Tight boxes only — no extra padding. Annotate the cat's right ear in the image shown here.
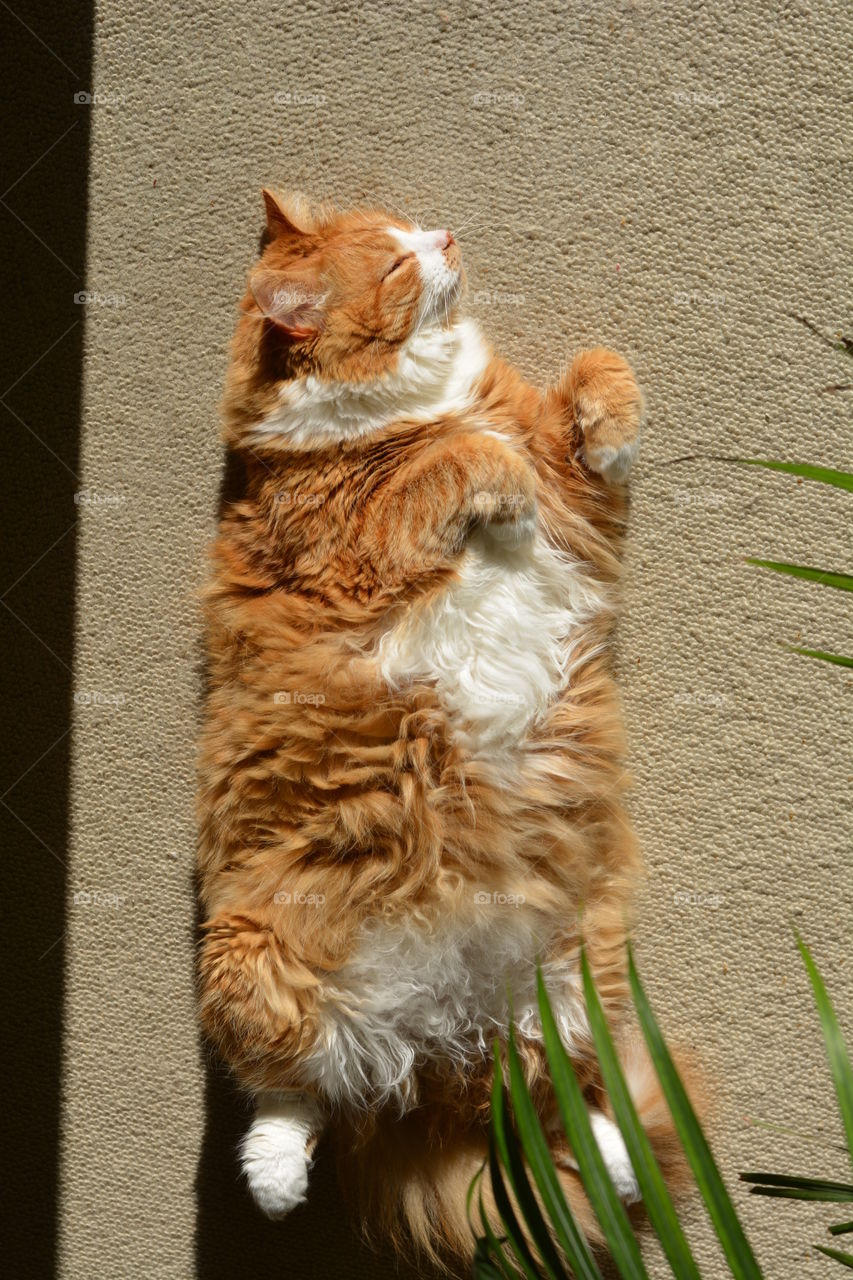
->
[249,269,325,340]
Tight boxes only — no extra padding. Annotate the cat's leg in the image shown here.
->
[241,1090,326,1219]
[357,428,538,581]
[557,348,644,484]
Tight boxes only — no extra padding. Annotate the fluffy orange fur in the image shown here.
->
[197,191,682,1268]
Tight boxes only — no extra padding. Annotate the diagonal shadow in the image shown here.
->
[0,1,94,1275]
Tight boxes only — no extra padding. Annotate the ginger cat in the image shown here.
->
[198,190,678,1266]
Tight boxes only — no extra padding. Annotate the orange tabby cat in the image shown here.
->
[198,190,679,1265]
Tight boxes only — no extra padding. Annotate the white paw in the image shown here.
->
[582,441,638,484]
[590,1111,640,1203]
[485,510,537,547]
[240,1093,322,1219]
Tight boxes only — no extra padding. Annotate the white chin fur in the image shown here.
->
[241,1092,323,1219]
[247,316,489,450]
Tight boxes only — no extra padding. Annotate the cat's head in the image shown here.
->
[244,190,465,384]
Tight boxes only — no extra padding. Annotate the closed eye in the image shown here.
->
[382,253,413,281]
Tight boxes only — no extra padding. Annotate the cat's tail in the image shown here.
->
[339,1035,696,1271]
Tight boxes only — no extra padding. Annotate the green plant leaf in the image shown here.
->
[830,1222,853,1236]
[628,946,763,1279]
[576,954,702,1279]
[488,1128,546,1280]
[785,647,853,669]
[506,1027,604,1280]
[478,1182,525,1280]
[816,1245,853,1268]
[735,460,853,493]
[741,1173,853,1202]
[491,1051,569,1280]
[535,969,648,1278]
[746,561,853,593]
[740,1174,853,1193]
[796,936,853,1176]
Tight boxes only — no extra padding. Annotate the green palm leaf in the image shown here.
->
[628,946,763,1279]
[785,647,853,669]
[735,461,853,493]
[746,561,853,593]
[535,970,648,1278]
[576,954,702,1279]
[816,1245,853,1268]
[796,936,853,1173]
[505,1027,604,1279]
[490,1053,569,1280]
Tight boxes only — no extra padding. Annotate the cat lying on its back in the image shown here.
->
[197,189,680,1264]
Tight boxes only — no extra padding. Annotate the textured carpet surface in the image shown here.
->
[57,2,851,1276]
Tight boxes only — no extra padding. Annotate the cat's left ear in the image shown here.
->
[261,188,307,243]
[249,268,325,339]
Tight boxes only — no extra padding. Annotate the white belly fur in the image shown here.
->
[300,525,609,1109]
[301,907,587,1108]
[377,520,608,752]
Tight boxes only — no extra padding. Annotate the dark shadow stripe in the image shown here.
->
[0,1,93,1273]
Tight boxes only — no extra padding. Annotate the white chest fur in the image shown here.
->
[377,523,606,753]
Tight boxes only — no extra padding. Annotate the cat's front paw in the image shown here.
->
[471,442,538,546]
[476,494,537,547]
[568,348,644,483]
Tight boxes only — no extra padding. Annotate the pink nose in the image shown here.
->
[435,228,454,250]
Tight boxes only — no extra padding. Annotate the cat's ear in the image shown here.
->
[261,188,307,242]
[249,268,325,339]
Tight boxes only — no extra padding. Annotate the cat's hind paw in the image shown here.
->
[241,1093,322,1219]
[554,1110,641,1204]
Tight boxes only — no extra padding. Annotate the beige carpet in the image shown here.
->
[60,1,851,1276]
